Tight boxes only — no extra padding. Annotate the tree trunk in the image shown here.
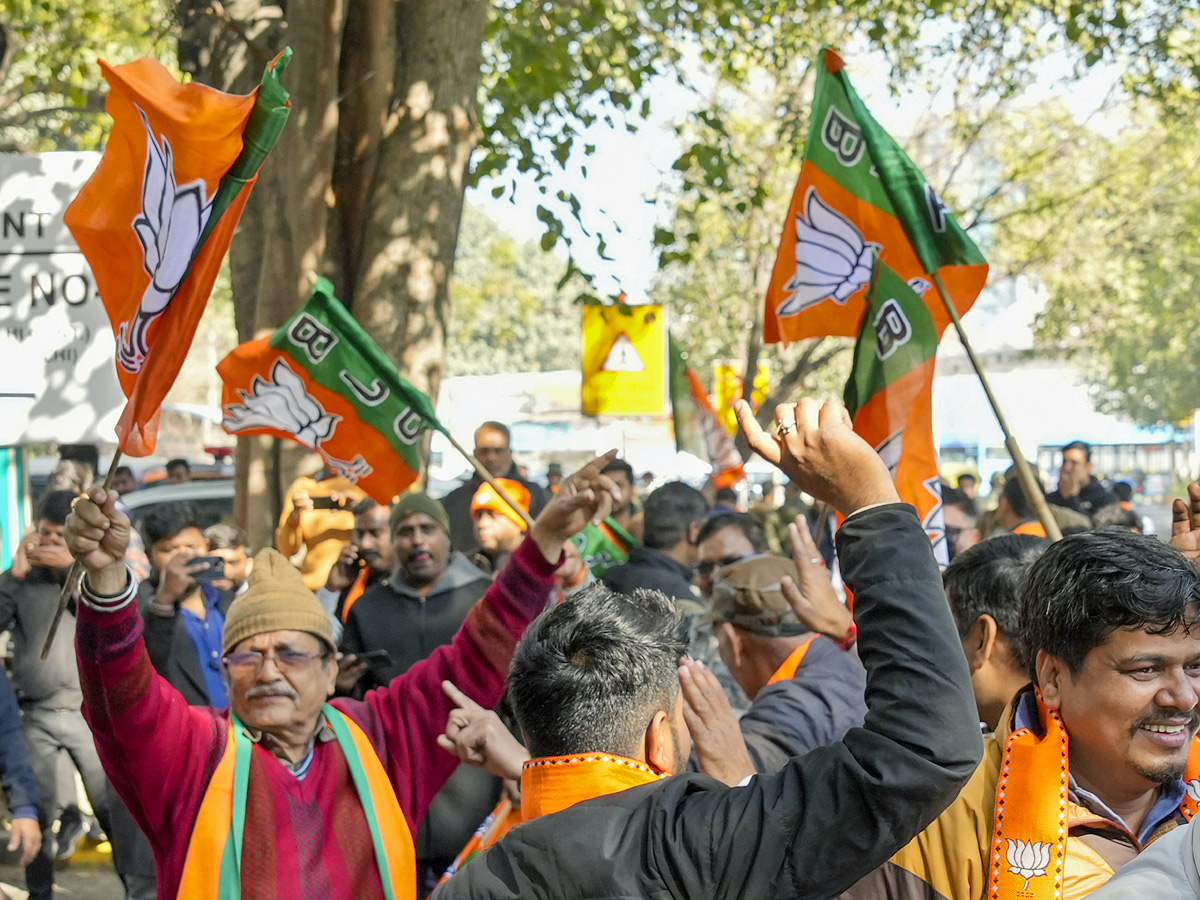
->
[350,0,489,401]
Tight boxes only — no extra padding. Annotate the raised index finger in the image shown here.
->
[441,679,479,711]
[1173,498,1191,537]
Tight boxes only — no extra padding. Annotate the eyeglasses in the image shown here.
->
[223,648,329,674]
[697,554,754,578]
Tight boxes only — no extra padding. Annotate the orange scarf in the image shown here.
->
[439,753,666,884]
[989,690,1200,900]
[766,637,817,686]
[339,567,372,622]
[177,708,415,899]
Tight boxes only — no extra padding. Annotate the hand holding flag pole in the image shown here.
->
[41,452,123,660]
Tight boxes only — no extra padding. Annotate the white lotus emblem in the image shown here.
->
[224,359,339,449]
[119,108,214,373]
[1005,839,1051,890]
[777,186,879,317]
[1186,778,1200,803]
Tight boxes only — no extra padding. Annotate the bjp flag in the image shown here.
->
[218,278,447,505]
[763,48,987,344]
[64,51,292,456]
[844,259,947,566]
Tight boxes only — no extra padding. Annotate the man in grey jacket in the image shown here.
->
[340,491,495,896]
[0,491,149,900]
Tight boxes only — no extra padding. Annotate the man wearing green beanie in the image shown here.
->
[63,453,621,900]
[342,491,495,889]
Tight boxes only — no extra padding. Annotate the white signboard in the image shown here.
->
[0,152,124,445]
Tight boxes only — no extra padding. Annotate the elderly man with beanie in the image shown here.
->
[339,491,495,892]
[63,454,620,900]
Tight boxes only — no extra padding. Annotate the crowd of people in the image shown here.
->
[1,407,1200,899]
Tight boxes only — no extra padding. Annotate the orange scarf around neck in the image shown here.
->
[989,690,1200,900]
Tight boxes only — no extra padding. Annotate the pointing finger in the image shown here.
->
[736,400,780,465]
[441,679,479,711]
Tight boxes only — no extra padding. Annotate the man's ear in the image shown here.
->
[1035,649,1065,709]
[716,622,743,670]
[963,614,1001,674]
[687,520,702,546]
[644,709,677,774]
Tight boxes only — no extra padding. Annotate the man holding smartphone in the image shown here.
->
[136,503,234,710]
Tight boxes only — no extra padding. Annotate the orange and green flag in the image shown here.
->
[64,51,292,456]
[217,278,446,505]
[844,259,947,566]
[764,47,987,344]
[668,335,745,489]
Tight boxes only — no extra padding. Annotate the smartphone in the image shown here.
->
[354,649,395,669]
[190,555,227,583]
[310,495,343,510]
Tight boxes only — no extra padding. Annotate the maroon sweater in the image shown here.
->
[77,536,557,900]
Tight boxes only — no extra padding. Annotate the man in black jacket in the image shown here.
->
[433,398,982,900]
[1047,439,1117,518]
[440,422,547,553]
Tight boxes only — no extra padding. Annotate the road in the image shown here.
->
[0,830,124,900]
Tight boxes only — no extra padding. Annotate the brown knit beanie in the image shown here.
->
[389,492,450,536]
[221,548,336,655]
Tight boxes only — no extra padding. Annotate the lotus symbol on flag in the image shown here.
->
[224,359,340,450]
[777,187,879,318]
[118,108,214,373]
[1005,839,1051,890]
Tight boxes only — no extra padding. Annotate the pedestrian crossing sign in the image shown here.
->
[582,303,666,415]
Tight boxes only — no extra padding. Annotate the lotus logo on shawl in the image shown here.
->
[118,108,214,374]
[777,187,879,317]
[1005,839,1051,890]
[1186,779,1200,803]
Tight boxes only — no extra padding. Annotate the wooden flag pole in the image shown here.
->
[931,272,1062,541]
[41,450,124,659]
[443,433,536,529]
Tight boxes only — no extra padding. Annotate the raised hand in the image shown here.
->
[680,658,756,786]
[528,451,622,563]
[780,516,854,642]
[735,398,897,516]
[64,487,132,595]
[436,680,529,780]
[1170,482,1200,564]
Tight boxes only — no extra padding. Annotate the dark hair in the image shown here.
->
[475,421,511,445]
[957,473,977,488]
[1062,440,1092,462]
[350,497,378,516]
[714,487,738,505]
[38,490,77,526]
[602,458,634,483]
[204,523,247,551]
[1092,505,1141,531]
[696,512,767,554]
[944,534,1049,661]
[58,444,100,473]
[942,486,978,524]
[508,584,685,758]
[115,465,134,478]
[1001,465,1044,520]
[1113,482,1134,503]
[142,502,202,547]
[642,481,709,550]
[1020,529,1200,681]
[166,458,191,475]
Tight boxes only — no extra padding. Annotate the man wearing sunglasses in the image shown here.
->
[62,454,621,900]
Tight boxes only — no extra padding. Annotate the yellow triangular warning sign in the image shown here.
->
[600,333,644,372]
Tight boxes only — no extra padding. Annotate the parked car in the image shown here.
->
[120,479,236,537]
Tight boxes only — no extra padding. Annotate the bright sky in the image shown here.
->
[469,39,1124,303]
